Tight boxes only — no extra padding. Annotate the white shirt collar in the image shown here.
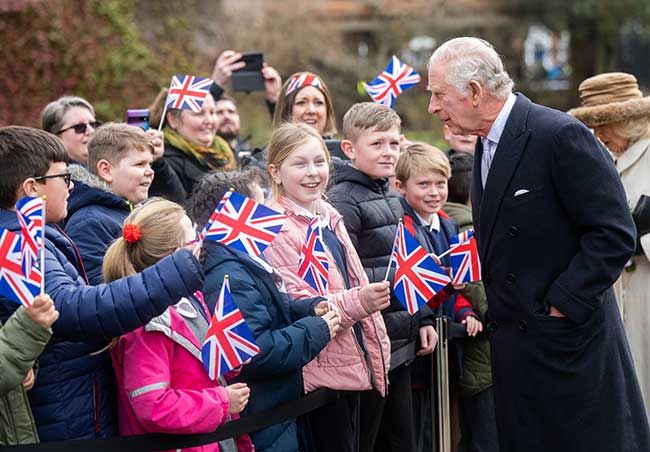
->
[414,211,441,232]
[485,92,517,147]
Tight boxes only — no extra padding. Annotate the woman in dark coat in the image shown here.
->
[148,86,237,203]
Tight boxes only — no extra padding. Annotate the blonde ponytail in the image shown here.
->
[102,198,187,283]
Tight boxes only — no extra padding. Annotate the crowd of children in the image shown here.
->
[0,96,494,452]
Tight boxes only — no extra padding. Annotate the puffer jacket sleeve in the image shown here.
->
[264,229,371,330]
[0,307,51,396]
[48,248,204,342]
[150,155,188,204]
[118,328,230,434]
[204,258,330,380]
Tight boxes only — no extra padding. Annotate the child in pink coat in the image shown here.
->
[103,198,253,452]
[263,123,392,452]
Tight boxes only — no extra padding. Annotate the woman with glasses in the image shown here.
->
[41,96,100,166]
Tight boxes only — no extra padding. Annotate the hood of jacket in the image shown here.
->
[67,164,131,220]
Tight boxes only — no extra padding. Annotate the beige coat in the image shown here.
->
[614,135,650,415]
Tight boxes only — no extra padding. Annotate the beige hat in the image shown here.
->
[568,72,650,127]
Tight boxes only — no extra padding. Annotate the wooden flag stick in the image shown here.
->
[40,195,47,296]
[383,219,402,281]
[157,103,169,131]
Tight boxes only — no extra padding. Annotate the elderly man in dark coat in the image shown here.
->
[427,36,650,452]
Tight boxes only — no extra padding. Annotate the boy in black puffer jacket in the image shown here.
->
[328,103,437,452]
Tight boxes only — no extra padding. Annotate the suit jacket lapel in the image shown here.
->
[477,94,532,261]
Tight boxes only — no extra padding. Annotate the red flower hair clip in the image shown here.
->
[123,224,142,244]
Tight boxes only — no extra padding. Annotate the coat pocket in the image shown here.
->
[504,187,544,208]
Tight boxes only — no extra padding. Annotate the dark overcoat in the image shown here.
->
[471,94,650,452]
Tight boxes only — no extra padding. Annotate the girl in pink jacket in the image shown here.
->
[103,198,253,452]
[263,123,392,452]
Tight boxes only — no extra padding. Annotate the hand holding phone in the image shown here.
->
[211,50,246,87]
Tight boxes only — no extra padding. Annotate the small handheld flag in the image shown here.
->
[0,228,42,307]
[363,56,421,108]
[297,216,329,296]
[202,190,286,257]
[15,196,45,283]
[392,222,451,315]
[201,275,260,379]
[158,74,213,130]
[449,231,482,285]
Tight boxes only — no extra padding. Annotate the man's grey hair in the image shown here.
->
[41,96,95,134]
[428,37,514,99]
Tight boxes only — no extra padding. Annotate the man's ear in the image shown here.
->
[340,140,355,160]
[96,159,113,184]
[469,81,483,107]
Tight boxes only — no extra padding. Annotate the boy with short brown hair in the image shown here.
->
[329,102,436,452]
[65,123,155,284]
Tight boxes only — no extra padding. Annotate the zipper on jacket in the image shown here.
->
[92,375,101,433]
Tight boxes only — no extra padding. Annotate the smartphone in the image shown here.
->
[235,52,263,73]
[232,52,265,92]
[126,109,150,131]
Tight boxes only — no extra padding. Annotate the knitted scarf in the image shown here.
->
[164,127,237,171]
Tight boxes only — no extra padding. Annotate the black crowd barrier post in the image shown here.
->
[1,341,421,452]
[434,316,451,452]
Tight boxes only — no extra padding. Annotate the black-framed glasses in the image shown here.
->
[57,121,101,135]
[34,172,72,187]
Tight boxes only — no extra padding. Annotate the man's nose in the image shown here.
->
[428,95,440,115]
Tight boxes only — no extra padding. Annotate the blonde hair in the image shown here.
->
[87,123,153,175]
[342,102,401,142]
[614,117,650,143]
[102,198,187,283]
[395,142,451,183]
[267,122,330,200]
[272,72,337,136]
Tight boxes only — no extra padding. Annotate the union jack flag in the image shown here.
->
[297,216,329,296]
[15,196,44,275]
[391,222,450,315]
[202,191,286,257]
[0,229,42,307]
[449,230,482,285]
[285,72,322,97]
[201,276,260,379]
[364,56,421,108]
[166,75,213,112]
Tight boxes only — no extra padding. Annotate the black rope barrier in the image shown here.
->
[1,318,468,451]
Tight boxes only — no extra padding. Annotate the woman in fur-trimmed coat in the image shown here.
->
[570,71,650,417]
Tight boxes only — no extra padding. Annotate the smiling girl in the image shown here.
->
[263,123,391,452]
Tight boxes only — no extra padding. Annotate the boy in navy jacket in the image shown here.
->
[0,126,203,442]
[394,143,482,451]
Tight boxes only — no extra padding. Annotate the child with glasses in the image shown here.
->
[64,123,155,284]
[0,126,204,442]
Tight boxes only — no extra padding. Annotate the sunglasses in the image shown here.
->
[57,121,102,135]
[34,172,72,188]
